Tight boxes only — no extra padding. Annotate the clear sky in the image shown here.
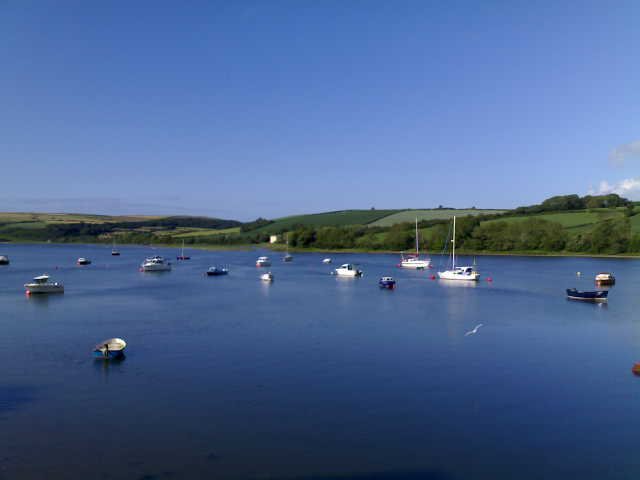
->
[2,1,639,220]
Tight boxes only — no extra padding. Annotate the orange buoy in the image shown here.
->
[632,363,640,376]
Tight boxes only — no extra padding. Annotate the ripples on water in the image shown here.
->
[1,244,640,479]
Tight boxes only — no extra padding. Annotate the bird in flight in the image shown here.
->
[465,324,483,336]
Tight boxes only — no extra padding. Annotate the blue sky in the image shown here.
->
[1,1,639,220]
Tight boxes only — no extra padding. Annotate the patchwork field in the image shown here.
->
[254,210,400,233]
[369,209,505,227]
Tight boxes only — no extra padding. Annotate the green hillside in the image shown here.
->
[369,209,505,227]
[253,209,400,233]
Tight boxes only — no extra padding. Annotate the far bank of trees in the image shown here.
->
[2,193,639,255]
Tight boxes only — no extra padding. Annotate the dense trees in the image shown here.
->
[513,193,629,215]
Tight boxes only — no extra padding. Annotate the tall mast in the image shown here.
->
[452,216,456,269]
[415,217,419,256]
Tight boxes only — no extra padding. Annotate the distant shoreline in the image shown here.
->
[2,240,639,259]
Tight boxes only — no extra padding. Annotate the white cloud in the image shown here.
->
[592,177,640,198]
[609,140,640,166]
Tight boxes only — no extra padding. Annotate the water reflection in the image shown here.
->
[437,279,479,288]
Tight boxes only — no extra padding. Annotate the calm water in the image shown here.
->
[2,244,640,479]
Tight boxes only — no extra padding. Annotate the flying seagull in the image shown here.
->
[465,324,483,336]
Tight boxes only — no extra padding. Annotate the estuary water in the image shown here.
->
[2,244,640,479]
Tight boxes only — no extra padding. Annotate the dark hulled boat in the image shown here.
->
[566,288,608,302]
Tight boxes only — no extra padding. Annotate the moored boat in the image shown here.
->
[111,238,120,256]
[77,257,91,265]
[0,255,9,265]
[322,258,332,264]
[256,256,271,267]
[333,263,363,277]
[176,240,191,260]
[24,274,64,294]
[437,216,480,281]
[140,256,171,272]
[566,288,608,302]
[93,338,127,359]
[283,235,293,262]
[206,266,229,276]
[260,271,274,282]
[379,276,396,289]
[399,218,431,269]
[595,272,615,285]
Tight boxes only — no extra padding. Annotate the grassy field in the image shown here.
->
[369,209,505,227]
[254,209,400,233]
[482,209,625,230]
[170,227,241,238]
[0,212,161,224]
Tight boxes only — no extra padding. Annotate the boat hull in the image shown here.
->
[335,270,363,277]
[207,269,228,276]
[141,264,171,272]
[400,258,431,269]
[566,289,608,302]
[437,271,480,281]
[379,280,396,289]
[93,349,125,359]
[25,284,64,294]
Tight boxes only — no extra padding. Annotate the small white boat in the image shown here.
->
[140,256,172,272]
[283,235,293,262]
[322,258,332,264]
[437,216,480,281]
[399,218,431,269]
[595,272,615,285]
[260,271,274,282]
[93,338,126,359]
[256,256,271,267]
[111,238,120,256]
[0,255,9,265]
[24,274,64,294]
[77,257,91,265]
[333,263,363,277]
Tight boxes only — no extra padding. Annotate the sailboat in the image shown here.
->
[437,216,480,281]
[176,240,191,260]
[400,218,431,269]
[111,237,120,256]
[283,234,293,262]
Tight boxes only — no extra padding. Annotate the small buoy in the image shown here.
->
[632,363,640,376]
[430,274,436,280]
[577,272,581,276]
[486,277,493,282]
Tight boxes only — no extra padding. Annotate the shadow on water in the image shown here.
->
[0,385,37,417]
[92,356,127,379]
[260,469,457,480]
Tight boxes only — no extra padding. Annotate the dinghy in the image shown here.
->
[93,338,127,359]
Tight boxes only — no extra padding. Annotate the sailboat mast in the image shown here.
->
[452,216,456,269]
[415,218,419,256]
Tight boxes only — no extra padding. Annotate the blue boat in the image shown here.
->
[206,266,229,276]
[566,288,608,302]
[93,338,127,359]
[379,276,396,289]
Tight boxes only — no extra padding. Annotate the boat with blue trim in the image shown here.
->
[206,266,229,276]
[566,288,608,302]
[379,276,396,289]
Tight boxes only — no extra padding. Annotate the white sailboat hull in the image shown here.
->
[25,283,64,294]
[437,270,480,281]
[400,258,431,269]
